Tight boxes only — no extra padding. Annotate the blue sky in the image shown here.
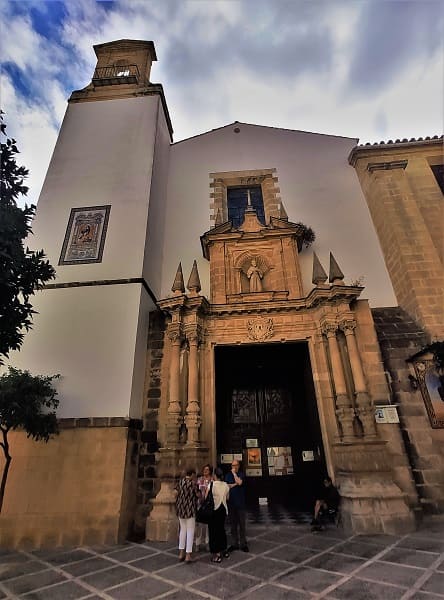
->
[1,0,443,205]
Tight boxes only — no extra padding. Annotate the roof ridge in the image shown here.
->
[172,121,358,145]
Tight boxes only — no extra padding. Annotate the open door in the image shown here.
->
[216,342,327,510]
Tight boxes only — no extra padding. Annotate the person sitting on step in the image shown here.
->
[311,476,340,531]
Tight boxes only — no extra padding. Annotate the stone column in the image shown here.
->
[340,319,377,438]
[166,325,183,445]
[322,322,355,442]
[184,329,202,446]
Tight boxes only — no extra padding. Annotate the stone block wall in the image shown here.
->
[353,301,419,508]
[372,307,444,514]
[350,139,444,339]
[0,420,133,549]
[133,310,166,537]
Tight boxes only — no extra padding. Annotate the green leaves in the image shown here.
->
[0,367,59,442]
[0,368,60,511]
[0,112,56,363]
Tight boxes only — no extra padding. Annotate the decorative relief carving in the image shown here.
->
[167,326,182,344]
[185,330,200,346]
[240,176,266,185]
[339,319,357,335]
[321,321,338,337]
[247,316,274,341]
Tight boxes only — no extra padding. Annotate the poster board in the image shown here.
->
[267,446,293,476]
[220,454,233,464]
[375,406,400,424]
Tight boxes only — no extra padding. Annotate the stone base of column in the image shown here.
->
[145,479,178,542]
[145,446,183,543]
[181,445,210,471]
[333,441,415,535]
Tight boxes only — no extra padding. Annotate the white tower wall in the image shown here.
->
[8,93,169,419]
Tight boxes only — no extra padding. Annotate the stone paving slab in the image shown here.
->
[0,515,443,599]
[21,580,92,600]
[105,575,176,599]
[328,577,407,600]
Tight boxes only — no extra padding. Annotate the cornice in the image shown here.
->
[158,294,210,315]
[69,83,173,140]
[204,284,363,317]
[93,39,157,60]
[348,136,443,166]
[200,218,305,260]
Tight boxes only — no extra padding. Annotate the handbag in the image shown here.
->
[196,481,214,524]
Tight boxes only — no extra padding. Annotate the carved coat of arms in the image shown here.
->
[247,316,274,341]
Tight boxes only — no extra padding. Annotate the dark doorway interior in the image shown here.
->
[215,342,327,510]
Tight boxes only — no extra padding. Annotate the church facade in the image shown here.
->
[1,39,443,549]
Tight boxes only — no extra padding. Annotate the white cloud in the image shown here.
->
[1,74,59,207]
[2,0,442,209]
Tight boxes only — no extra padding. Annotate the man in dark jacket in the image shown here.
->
[225,460,249,552]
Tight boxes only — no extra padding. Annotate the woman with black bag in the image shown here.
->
[207,467,230,563]
[175,468,199,563]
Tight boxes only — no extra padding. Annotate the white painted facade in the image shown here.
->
[7,43,398,421]
[162,123,397,305]
[30,96,162,285]
[8,94,168,418]
[9,284,151,418]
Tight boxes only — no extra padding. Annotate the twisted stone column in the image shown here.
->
[166,326,183,445]
[340,319,377,438]
[184,329,202,445]
[322,322,355,442]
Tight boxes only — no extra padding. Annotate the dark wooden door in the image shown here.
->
[216,343,327,509]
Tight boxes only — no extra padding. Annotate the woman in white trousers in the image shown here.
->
[175,468,199,562]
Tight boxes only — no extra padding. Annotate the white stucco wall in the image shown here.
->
[161,123,397,307]
[7,284,155,418]
[143,98,171,297]
[6,94,168,418]
[30,96,160,283]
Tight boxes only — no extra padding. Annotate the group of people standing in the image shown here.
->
[175,460,248,563]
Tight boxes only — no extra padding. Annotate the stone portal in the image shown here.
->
[146,198,415,539]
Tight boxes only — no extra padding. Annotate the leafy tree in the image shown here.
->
[0,114,59,512]
[0,368,59,512]
[0,111,55,363]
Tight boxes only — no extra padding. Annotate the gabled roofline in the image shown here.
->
[173,121,359,146]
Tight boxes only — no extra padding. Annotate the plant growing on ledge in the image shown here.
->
[0,368,59,512]
[296,222,316,250]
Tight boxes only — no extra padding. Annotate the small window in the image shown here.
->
[431,164,444,195]
[227,186,265,229]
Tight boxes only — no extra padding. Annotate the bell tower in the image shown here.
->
[5,40,173,548]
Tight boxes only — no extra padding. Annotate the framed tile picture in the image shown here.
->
[59,205,111,265]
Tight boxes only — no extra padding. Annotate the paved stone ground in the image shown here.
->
[1,510,443,600]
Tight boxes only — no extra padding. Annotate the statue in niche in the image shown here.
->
[247,258,263,292]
